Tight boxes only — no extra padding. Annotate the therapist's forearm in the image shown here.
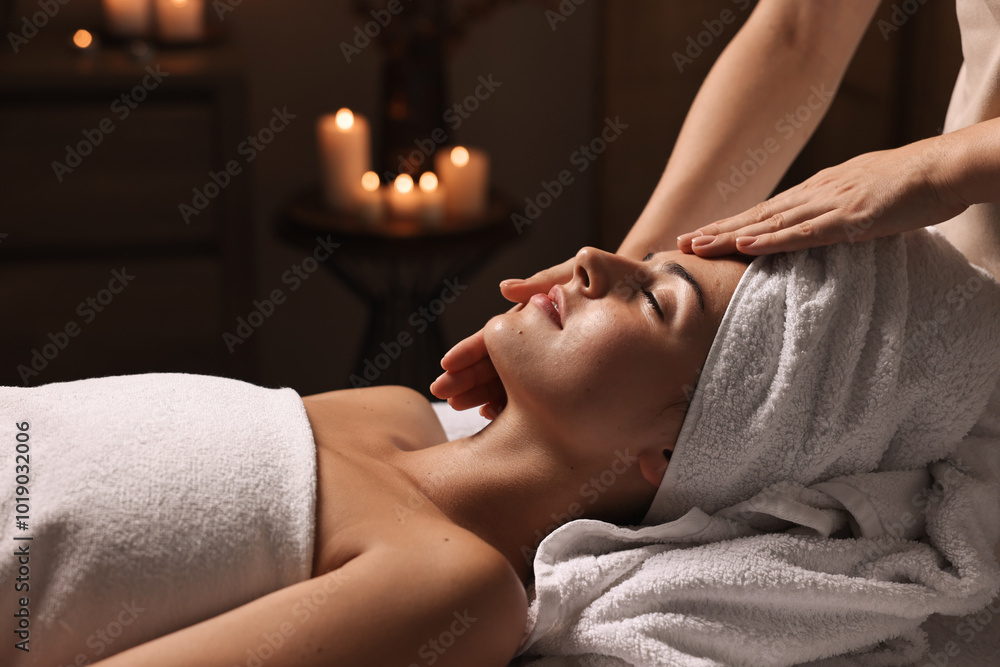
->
[618,0,880,259]
[937,116,1000,207]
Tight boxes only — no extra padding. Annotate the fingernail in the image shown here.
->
[691,235,716,247]
[501,279,525,287]
[736,236,757,248]
[678,232,702,243]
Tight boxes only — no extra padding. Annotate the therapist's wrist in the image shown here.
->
[930,118,1000,208]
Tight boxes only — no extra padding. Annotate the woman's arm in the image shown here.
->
[93,537,527,667]
[617,0,882,259]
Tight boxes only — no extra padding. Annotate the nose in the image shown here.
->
[572,246,630,299]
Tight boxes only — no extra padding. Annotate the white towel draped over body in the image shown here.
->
[513,229,1000,666]
[0,373,317,667]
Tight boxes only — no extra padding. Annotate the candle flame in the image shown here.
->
[418,172,438,193]
[361,171,380,192]
[394,174,414,194]
[72,29,93,49]
[451,146,470,167]
[335,108,355,131]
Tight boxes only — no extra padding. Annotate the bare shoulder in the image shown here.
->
[302,385,447,448]
[93,519,528,667]
[371,523,529,666]
[349,527,530,666]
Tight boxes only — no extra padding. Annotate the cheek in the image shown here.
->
[558,315,658,400]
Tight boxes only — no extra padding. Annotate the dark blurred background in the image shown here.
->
[0,0,962,396]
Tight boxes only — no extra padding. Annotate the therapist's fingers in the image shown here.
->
[446,380,506,412]
[732,210,855,254]
[500,257,576,303]
[480,395,507,420]
[439,328,488,373]
[430,357,499,399]
[685,203,826,257]
[677,191,803,252]
[438,303,522,377]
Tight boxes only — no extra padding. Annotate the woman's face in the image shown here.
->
[485,247,750,461]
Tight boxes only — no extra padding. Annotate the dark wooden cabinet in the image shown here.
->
[0,33,256,386]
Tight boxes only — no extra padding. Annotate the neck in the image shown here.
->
[390,406,651,584]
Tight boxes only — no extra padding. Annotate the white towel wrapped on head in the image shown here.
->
[514,229,1000,666]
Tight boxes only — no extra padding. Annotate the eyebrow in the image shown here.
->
[643,254,705,313]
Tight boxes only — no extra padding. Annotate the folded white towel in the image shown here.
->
[514,439,1000,665]
[0,373,317,666]
[514,230,1000,666]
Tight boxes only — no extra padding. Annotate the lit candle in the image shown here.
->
[102,0,153,38]
[154,0,205,43]
[434,146,489,222]
[357,171,385,224]
[71,29,99,53]
[388,174,421,218]
[317,108,372,212]
[418,172,445,228]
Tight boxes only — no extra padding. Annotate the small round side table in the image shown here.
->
[275,186,517,396]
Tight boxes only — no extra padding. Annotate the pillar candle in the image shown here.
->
[102,0,153,38]
[434,146,489,222]
[388,174,421,218]
[357,171,385,224]
[418,172,445,228]
[155,0,205,43]
[317,109,372,212]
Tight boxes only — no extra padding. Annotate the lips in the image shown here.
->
[529,286,563,329]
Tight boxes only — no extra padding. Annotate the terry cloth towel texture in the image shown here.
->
[0,373,317,666]
[513,228,1000,666]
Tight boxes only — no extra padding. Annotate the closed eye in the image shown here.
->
[642,252,706,316]
[641,287,664,319]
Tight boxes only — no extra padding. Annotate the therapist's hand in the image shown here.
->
[430,257,576,419]
[677,141,969,257]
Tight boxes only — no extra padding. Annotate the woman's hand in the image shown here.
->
[676,139,970,257]
[430,257,576,419]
